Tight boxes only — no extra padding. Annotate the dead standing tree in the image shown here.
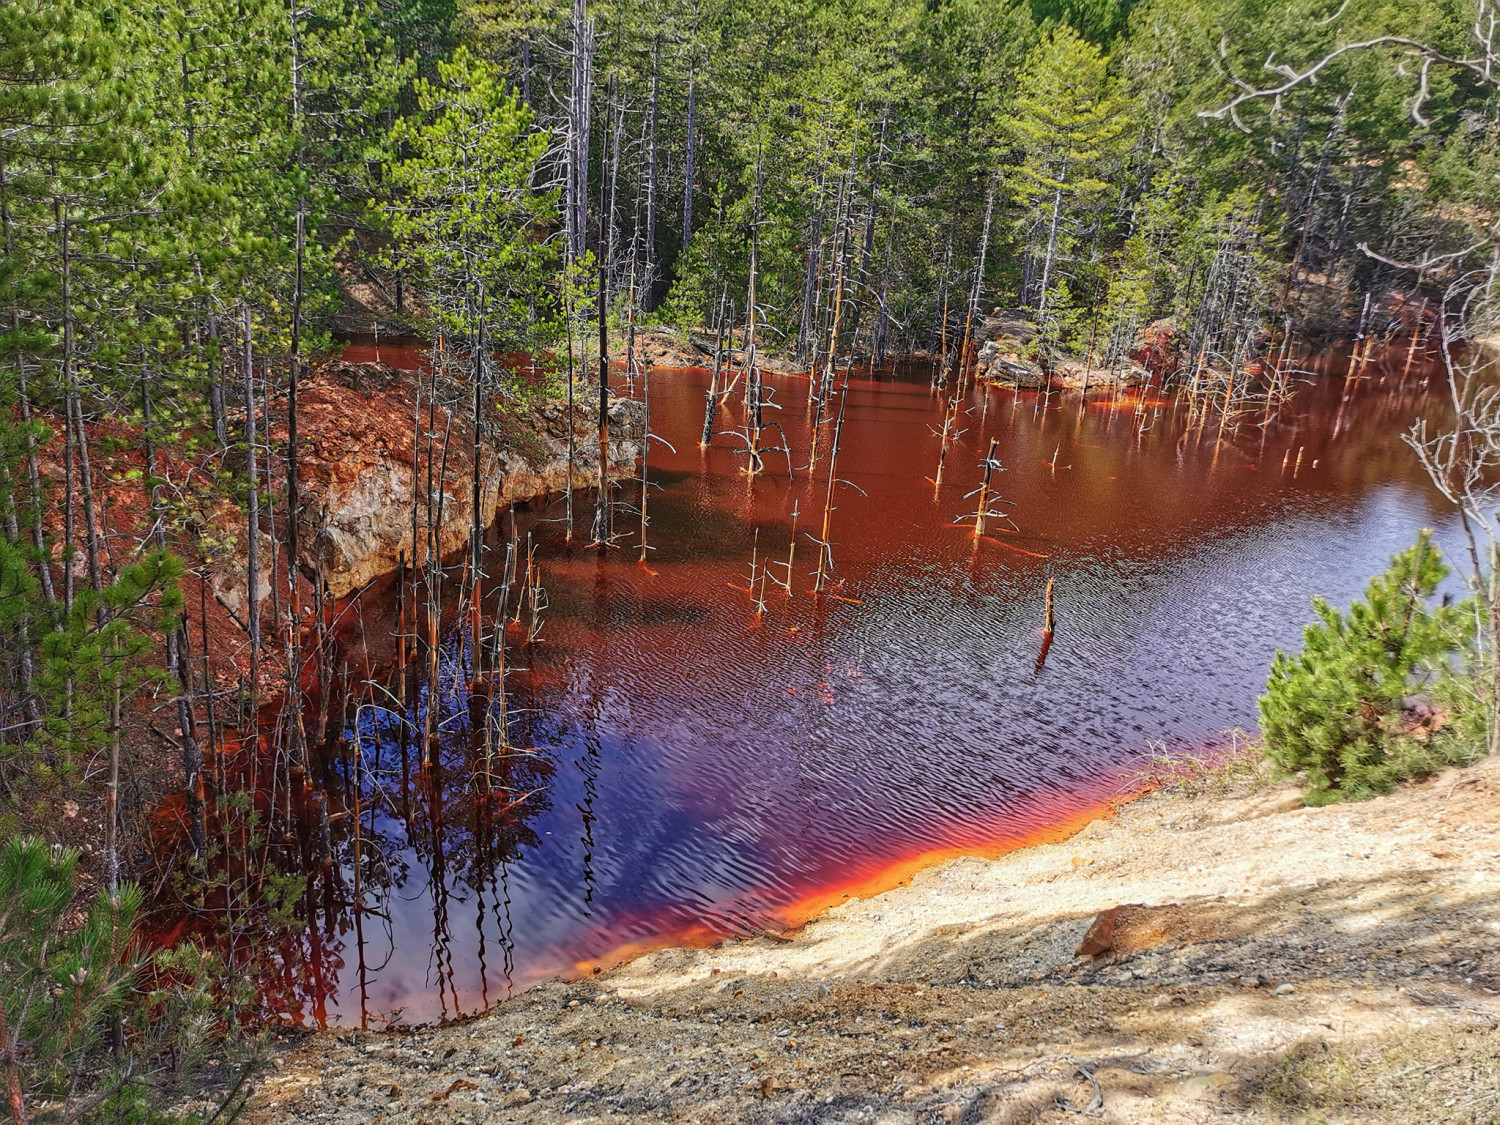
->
[1201,13,1500,745]
[930,393,967,492]
[944,177,997,394]
[810,385,861,595]
[957,438,1019,542]
[1406,268,1500,756]
[636,358,676,565]
[700,287,729,447]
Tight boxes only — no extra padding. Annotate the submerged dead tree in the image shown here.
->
[593,143,611,548]
[953,178,997,393]
[811,386,854,594]
[959,438,1017,540]
[701,288,728,447]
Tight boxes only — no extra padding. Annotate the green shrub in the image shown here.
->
[1259,530,1477,804]
[0,836,259,1124]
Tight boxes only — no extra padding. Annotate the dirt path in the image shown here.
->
[246,755,1500,1124]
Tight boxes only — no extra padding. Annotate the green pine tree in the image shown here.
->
[384,46,559,367]
[1007,26,1129,345]
[1259,531,1474,804]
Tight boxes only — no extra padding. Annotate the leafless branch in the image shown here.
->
[1200,37,1499,131]
[1356,240,1491,274]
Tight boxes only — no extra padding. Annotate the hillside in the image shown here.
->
[244,754,1500,1124]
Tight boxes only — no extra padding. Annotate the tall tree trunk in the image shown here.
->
[16,365,54,605]
[643,35,660,310]
[958,178,997,388]
[593,111,610,548]
[69,392,103,595]
[56,198,77,613]
[604,76,623,303]
[288,0,306,674]
[208,314,227,447]
[567,0,594,265]
[520,35,533,108]
[176,618,207,857]
[800,174,827,364]
[243,307,260,707]
[107,645,121,896]
[682,53,696,252]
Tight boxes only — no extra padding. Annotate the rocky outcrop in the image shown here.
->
[595,329,808,375]
[975,337,1047,386]
[1051,357,1149,390]
[1131,317,1179,377]
[970,309,1151,389]
[973,310,1046,386]
[207,360,644,607]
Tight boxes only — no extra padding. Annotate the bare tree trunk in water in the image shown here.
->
[594,128,610,549]
[286,0,307,746]
[565,287,576,542]
[958,178,997,389]
[701,287,727,447]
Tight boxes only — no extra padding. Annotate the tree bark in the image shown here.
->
[243,307,260,703]
[682,53,696,252]
[643,36,660,310]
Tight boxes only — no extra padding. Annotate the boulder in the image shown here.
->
[1131,317,1179,376]
[1053,358,1150,389]
[977,308,1038,346]
[978,349,1047,388]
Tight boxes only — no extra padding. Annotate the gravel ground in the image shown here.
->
[241,754,1500,1124]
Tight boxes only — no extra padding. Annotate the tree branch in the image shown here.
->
[1200,38,1500,131]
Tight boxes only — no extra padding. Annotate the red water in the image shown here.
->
[232,347,1457,1027]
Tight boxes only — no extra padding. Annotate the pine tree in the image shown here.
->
[0,834,257,1124]
[1260,531,1473,803]
[385,47,558,360]
[1006,26,1128,341]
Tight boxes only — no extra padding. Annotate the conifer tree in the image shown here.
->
[385,47,558,362]
[1007,26,1128,341]
[1260,531,1472,803]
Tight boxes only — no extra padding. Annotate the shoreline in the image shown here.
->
[564,789,1140,985]
[242,751,1500,1124]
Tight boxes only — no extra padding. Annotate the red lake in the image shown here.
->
[246,347,1457,1027]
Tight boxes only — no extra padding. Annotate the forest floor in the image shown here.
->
[241,753,1500,1124]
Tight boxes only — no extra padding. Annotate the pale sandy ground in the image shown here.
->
[242,754,1500,1124]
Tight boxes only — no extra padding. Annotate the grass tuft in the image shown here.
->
[1242,1022,1500,1124]
[1129,730,1271,800]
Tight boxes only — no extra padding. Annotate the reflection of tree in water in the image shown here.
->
[336,624,555,1025]
[160,620,555,1030]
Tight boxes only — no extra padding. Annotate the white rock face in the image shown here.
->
[206,361,644,611]
[309,395,645,599]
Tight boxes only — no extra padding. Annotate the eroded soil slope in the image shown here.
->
[245,755,1500,1124]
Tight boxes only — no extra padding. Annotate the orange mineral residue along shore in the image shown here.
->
[568,786,1150,981]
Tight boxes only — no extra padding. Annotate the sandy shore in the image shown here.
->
[242,753,1500,1123]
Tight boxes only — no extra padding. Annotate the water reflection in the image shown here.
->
[224,348,1460,1025]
